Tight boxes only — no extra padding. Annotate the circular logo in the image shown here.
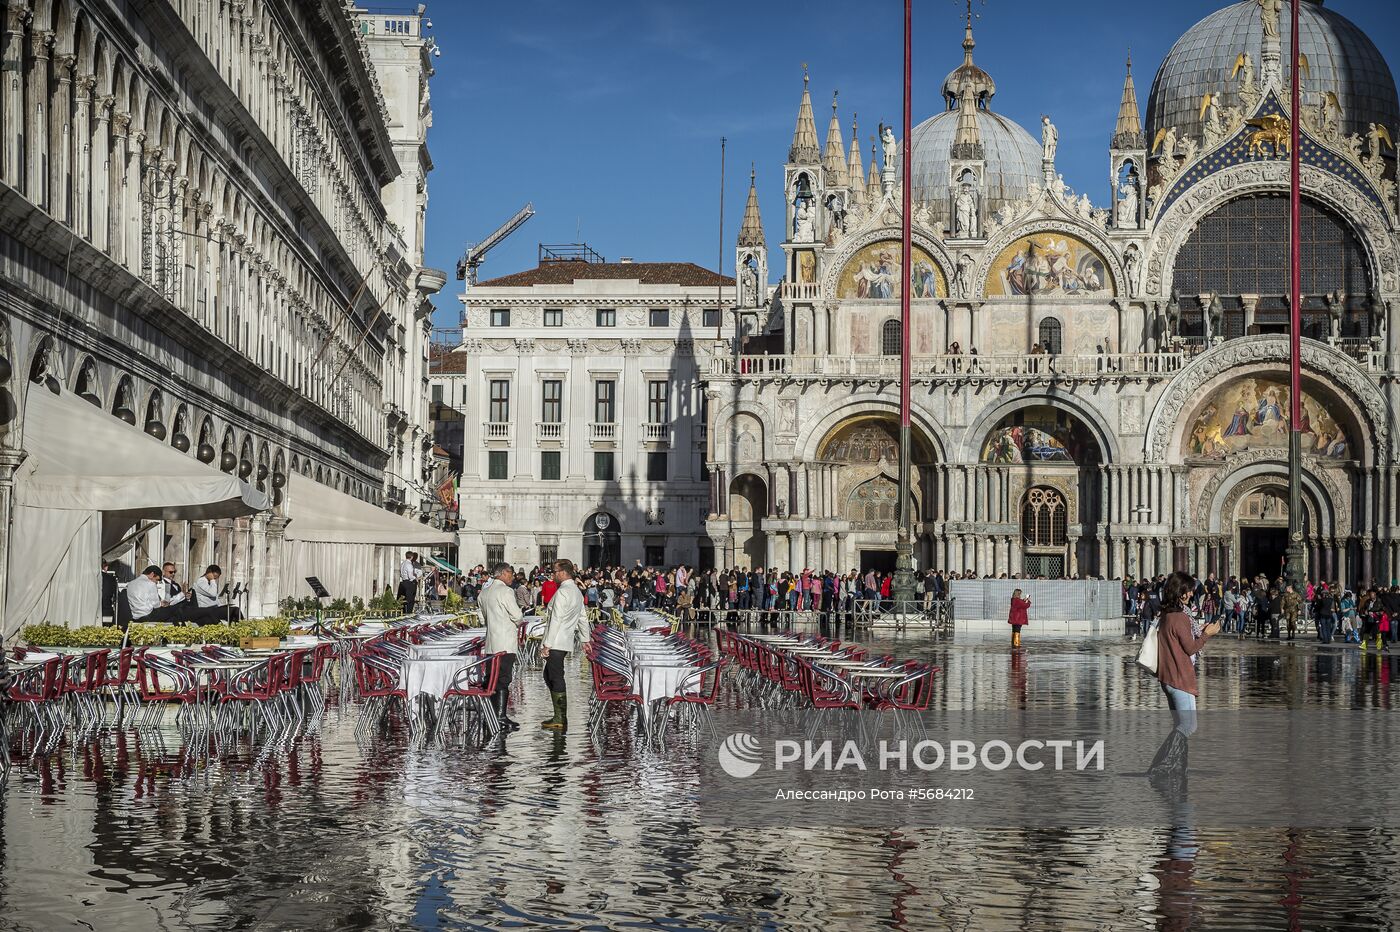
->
[717,732,763,779]
[595,513,611,530]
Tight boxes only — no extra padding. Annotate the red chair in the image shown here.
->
[660,658,727,740]
[135,653,200,729]
[585,654,643,740]
[64,649,111,732]
[352,648,407,735]
[8,656,68,743]
[442,652,505,739]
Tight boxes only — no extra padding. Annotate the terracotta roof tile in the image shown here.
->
[477,260,732,288]
[428,345,468,373]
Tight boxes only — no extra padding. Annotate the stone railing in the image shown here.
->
[482,421,512,442]
[642,423,671,444]
[709,352,1187,379]
[535,421,563,443]
[589,422,617,443]
[780,282,822,302]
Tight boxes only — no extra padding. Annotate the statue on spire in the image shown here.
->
[1257,0,1281,41]
[1041,115,1058,163]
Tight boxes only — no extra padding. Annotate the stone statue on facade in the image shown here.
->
[952,252,974,299]
[1201,93,1225,147]
[954,182,978,237]
[879,124,898,171]
[1117,179,1139,227]
[1326,289,1346,343]
[793,199,815,242]
[1165,291,1182,340]
[1257,0,1281,41]
[741,260,760,307]
[1203,291,1223,343]
[1041,115,1058,163]
[1370,294,1389,344]
[1123,243,1142,296]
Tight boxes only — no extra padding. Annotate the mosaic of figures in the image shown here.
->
[985,234,1111,298]
[981,407,1088,465]
[1186,378,1350,460]
[836,241,947,300]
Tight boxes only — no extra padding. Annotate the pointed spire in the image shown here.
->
[788,66,821,164]
[738,165,765,248]
[847,114,865,206]
[1113,51,1146,150]
[866,137,882,202]
[823,91,848,187]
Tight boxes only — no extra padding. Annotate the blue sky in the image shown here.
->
[420,0,1400,328]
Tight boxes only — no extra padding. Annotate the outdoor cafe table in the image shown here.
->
[624,633,700,727]
[407,631,485,660]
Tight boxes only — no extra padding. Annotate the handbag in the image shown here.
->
[1137,623,1160,675]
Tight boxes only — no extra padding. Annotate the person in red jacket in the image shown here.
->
[1008,589,1031,648]
[540,575,558,606]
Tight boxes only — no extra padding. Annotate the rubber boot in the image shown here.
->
[541,691,568,731]
[496,692,520,732]
[1011,629,1021,649]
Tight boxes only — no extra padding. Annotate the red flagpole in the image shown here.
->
[1286,0,1304,587]
[893,0,916,604]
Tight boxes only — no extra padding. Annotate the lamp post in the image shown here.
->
[892,0,917,610]
[1284,0,1306,590]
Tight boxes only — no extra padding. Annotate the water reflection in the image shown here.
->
[3,634,1398,928]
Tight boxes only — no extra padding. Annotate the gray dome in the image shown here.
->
[905,108,1042,229]
[1147,1,1399,146]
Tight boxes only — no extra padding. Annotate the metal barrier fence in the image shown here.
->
[947,579,1123,622]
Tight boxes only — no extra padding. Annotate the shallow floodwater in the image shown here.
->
[3,629,1399,930]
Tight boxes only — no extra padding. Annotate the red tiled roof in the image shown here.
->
[428,345,468,373]
[477,260,732,288]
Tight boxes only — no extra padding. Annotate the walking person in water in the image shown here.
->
[539,560,588,732]
[1147,571,1222,787]
[1008,588,1031,648]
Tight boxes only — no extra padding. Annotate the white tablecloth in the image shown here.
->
[625,632,698,722]
[407,631,485,659]
[402,656,476,701]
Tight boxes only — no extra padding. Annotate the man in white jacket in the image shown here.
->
[540,559,588,731]
[479,562,523,731]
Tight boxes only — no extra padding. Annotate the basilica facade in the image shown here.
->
[705,0,1400,586]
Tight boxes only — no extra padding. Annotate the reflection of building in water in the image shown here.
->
[703,0,1400,586]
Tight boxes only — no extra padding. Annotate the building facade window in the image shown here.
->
[541,379,562,422]
[594,450,615,481]
[645,544,666,567]
[488,451,509,480]
[596,307,616,327]
[1022,487,1068,547]
[594,380,616,423]
[486,544,505,566]
[543,308,563,327]
[647,380,671,423]
[541,450,561,480]
[1038,318,1062,354]
[703,308,721,328]
[647,451,668,481]
[539,544,558,566]
[881,319,901,356]
[649,308,670,327]
[488,380,510,421]
[431,384,443,404]
[461,383,469,405]
[490,308,510,327]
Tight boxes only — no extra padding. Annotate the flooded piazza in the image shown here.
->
[4,630,1399,930]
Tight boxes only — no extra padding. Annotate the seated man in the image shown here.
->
[191,564,241,623]
[126,565,196,623]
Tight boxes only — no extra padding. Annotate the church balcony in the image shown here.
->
[642,423,671,445]
[781,282,822,303]
[535,421,564,444]
[709,352,1187,381]
[590,422,617,444]
[482,421,512,443]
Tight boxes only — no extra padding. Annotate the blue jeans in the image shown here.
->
[1318,612,1337,643]
[1161,682,1198,737]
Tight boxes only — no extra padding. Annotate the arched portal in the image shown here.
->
[727,474,767,569]
[583,511,621,569]
[981,404,1105,578]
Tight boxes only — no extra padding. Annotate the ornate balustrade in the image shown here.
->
[709,352,1187,380]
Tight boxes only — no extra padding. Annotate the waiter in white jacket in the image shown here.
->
[539,559,588,732]
[479,561,523,731]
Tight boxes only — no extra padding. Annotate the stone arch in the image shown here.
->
[220,427,238,472]
[820,227,955,303]
[976,217,1125,301]
[1145,161,1399,299]
[1201,464,1331,539]
[257,441,270,489]
[27,334,61,391]
[727,473,768,569]
[238,435,255,480]
[143,388,167,439]
[722,411,764,465]
[196,415,216,463]
[962,390,1120,464]
[71,354,102,405]
[111,374,136,424]
[1143,336,1386,466]
[170,403,191,453]
[797,393,949,463]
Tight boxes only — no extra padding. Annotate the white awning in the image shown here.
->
[283,472,454,545]
[14,386,269,518]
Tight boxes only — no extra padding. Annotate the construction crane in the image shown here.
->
[456,203,535,285]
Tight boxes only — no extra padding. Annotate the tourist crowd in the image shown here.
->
[1126,572,1399,648]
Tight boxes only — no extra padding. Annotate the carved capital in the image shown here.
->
[28,30,52,58]
[112,110,131,133]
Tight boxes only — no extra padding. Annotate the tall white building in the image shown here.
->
[0,0,451,633]
[451,248,732,569]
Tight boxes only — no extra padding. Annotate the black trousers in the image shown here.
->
[397,579,418,613]
[543,648,568,693]
[494,654,516,700]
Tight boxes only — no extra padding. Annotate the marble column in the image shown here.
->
[788,531,802,574]
[1362,536,1375,589]
[26,29,53,207]
[765,529,777,570]
[0,7,25,185]
[93,94,113,252]
[0,448,28,630]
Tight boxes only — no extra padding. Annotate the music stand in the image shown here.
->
[220,582,233,625]
[306,577,331,634]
